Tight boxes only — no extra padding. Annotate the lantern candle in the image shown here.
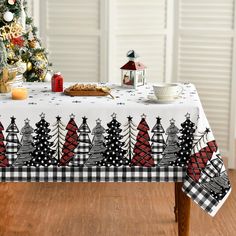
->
[12,87,28,100]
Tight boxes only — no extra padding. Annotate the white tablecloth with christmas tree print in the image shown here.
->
[0,82,231,217]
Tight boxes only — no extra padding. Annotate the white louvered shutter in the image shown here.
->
[41,0,101,82]
[111,0,168,83]
[174,0,236,167]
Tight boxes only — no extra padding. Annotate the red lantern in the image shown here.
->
[51,72,64,92]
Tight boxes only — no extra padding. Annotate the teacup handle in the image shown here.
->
[177,85,184,96]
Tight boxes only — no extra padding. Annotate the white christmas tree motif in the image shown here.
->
[14,118,35,166]
[123,116,136,164]
[158,119,180,166]
[85,119,106,166]
[51,116,66,162]
[151,117,166,165]
[6,117,20,166]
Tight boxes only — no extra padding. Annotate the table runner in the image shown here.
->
[0,82,231,216]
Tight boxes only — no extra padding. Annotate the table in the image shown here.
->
[0,82,231,235]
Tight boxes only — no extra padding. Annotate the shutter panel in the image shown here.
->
[112,0,167,83]
[175,0,235,167]
[44,0,101,82]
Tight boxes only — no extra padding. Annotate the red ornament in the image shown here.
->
[11,36,24,47]
[51,72,64,92]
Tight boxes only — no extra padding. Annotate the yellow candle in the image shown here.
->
[12,87,28,100]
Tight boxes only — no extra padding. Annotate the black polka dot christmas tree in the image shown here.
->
[27,113,57,167]
[69,117,92,167]
[98,113,128,167]
[5,117,20,165]
[0,120,9,167]
[14,118,35,166]
[85,119,106,166]
[131,114,155,167]
[59,114,79,166]
[151,117,166,165]
[158,119,180,166]
[173,113,196,167]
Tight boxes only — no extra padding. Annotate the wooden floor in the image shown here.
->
[0,171,235,236]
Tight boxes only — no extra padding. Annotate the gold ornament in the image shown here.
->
[29,39,37,48]
[27,61,33,71]
[0,22,23,40]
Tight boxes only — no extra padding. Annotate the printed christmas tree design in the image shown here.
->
[69,117,92,167]
[52,116,66,162]
[131,115,155,167]
[27,113,57,167]
[85,119,106,166]
[59,114,79,166]
[199,155,230,201]
[6,117,20,166]
[173,113,196,167]
[187,129,218,181]
[151,117,166,165]
[14,119,35,166]
[0,120,9,167]
[158,119,180,166]
[98,113,129,167]
[123,116,136,163]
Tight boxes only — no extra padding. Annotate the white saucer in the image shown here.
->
[147,95,179,104]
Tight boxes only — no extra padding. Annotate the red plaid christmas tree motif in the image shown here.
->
[0,121,9,167]
[187,141,218,182]
[131,116,155,167]
[59,115,79,166]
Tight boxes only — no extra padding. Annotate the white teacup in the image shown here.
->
[153,83,183,100]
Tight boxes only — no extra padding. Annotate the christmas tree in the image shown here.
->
[98,113,129,167]
[85,119,106,166]
[158,119,180,166]
[27,113,57,167]
[69,117,92,167]
[151,117,166,164]
[59,114,79,166]
[173,113,196,167]
[6,116,20,165]
[0,120,9,167]
[0,0,50,81]
[123,116,136,164]
[14,118,35,166]
[131,115,155,167]
[51,116,66,162]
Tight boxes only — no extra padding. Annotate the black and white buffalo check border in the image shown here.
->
[182,175,218,215]
[0,166,186,182]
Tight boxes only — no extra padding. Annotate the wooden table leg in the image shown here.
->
[176,182,191,236]
[174,183,179,222]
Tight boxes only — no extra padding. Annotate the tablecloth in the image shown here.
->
[0,82,231,217]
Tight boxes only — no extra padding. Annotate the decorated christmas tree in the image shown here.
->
[14,118,35,166]
[85,119,106,166]
[158,119,180,166]
[0,0,50,81]
[0,120,9,167]
[173,113,196,167]
[99,113,129,167]
[51,116,66,162]
[69,117,92,167]
[6,116,20,165]
[151,117,166,164]
[59,114,79,166]
[123,116,136,164]
[131,115,155,167]
[27,113,57,167]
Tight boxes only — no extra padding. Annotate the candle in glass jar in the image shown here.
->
[12,87,28,100]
